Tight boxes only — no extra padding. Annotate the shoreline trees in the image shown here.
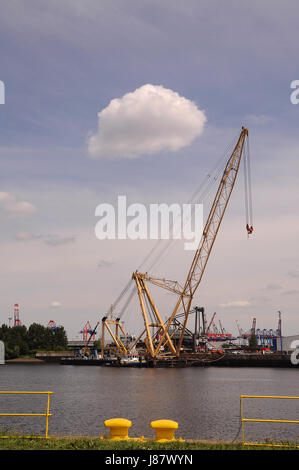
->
[0,323,68,359]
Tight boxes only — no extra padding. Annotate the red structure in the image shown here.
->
[47,320,57,330]
[80,321,95,341]
[251,317,256,336]
[14,303,22,327]
[207,333,232,342]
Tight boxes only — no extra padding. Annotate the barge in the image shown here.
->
[60,352,299,368]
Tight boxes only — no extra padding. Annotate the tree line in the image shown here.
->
[0,323,68,359]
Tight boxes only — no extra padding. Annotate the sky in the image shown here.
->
[0,0,298,340]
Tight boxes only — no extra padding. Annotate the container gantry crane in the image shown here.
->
[131,127,249,358]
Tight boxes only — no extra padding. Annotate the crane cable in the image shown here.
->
[147,162,228,275]
[114,153,232,320]
[104,132,240,320]
[247,137,253,227]
[244,136,253,236]
[118,285,136,320]
[144,133,239,274]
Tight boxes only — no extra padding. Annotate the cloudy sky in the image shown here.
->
[0,0,298,339]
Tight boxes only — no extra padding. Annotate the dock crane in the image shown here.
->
[132,127,250,358]
[206,312,217,335]
[219,319,225,334]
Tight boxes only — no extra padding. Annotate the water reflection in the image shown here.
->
[0,364,299,442]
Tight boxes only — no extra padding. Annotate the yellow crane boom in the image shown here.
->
[133,127,248,358]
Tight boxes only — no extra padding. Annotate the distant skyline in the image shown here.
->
[0,1,298,338]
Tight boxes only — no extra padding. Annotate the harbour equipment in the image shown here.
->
[207,332,233,343]
[83,306,137,359]
[277,311,283,352]
[13,303,22,327]
[80,321,95,341]
[47,320,57,330]
[131,128,249,358]
[236,320,243,337]
[101,314,128,358]
[277,311,282,337]
[255,328,278,348]
[193,306,206,335]
[85,127,251,361]
[203,312,234,342]
[243,133,253,236]
[251,317,256,336]
[238,314,282,350]
[206,312,216,334]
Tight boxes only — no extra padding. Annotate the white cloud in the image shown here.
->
[287,269,299,278]
[219,300,250,308]
[8,201,36,214]
[244,114,275,125]
[282,290,299,296]
[266,283,282,290]
[87,84,206,159]
[45,236,75,246]
[0,191,36,215]
[15,232,43,241]
[15,232,75,246]
[50,301,62,308]
[98,259,115,268]
[0,192,14,203]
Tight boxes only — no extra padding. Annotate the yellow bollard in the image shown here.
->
[150,419,178,442]
[104,418,132,440]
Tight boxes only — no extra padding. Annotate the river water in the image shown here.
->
[1,363,299,443]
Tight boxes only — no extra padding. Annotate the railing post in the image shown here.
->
[241,394,299,448]
[0,391,52,439]
[240,395,245,445]
[45,392,51,438]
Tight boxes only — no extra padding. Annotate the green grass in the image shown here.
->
[0,434,298,450]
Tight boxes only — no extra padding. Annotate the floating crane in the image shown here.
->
[83,306,128,358]
[132,127,250,358]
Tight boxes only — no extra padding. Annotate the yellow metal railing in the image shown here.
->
[0,391,53,439]
[241,394,299,448]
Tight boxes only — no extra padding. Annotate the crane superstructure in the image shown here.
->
[132,127,249,358]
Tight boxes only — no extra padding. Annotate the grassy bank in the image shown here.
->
[0,435,296,450]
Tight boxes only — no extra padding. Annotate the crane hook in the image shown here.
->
[246,224,253,235]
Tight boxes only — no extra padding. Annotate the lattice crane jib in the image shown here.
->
[133,127,249,358]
